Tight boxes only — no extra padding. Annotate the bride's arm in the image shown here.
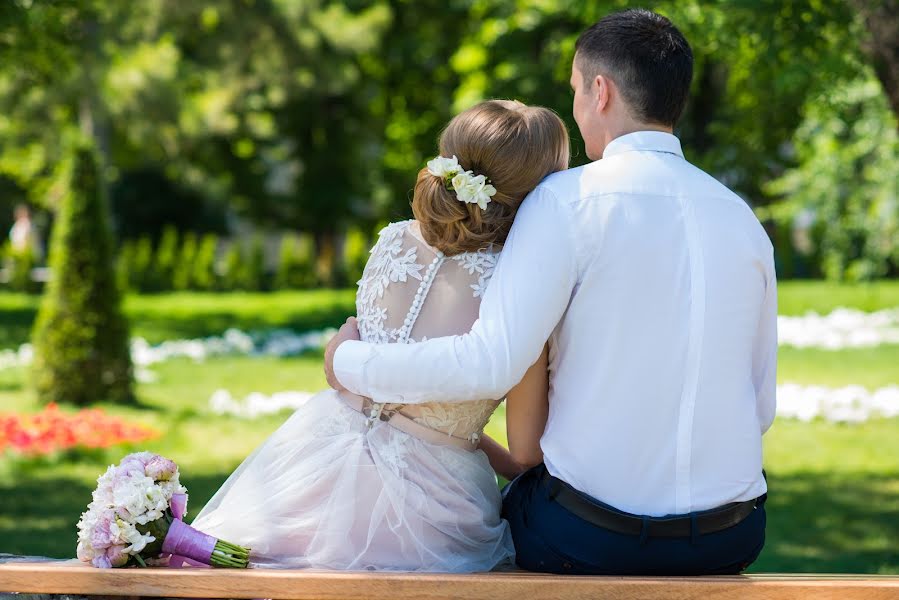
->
[505,344,549,471]
[478,435,524,482]
[478,345,549,480]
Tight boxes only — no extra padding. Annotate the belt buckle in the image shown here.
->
[362,401,396,428]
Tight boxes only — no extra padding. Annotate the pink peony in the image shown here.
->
[145,456,178,481]
[92,554,113,569]
[89,511,117,549]
[105,545,130,567]
[118,451,155,475]
[76,542,94,562]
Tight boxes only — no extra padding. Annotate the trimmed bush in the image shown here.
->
[116,240,137,292]
[31,145,134,406]
[173,232,198,291]
[220,242,244,292]
[244,236,266,291]
[192,233,218,291]
[220,237,268,291]
[341,228,370,286]
[153,226,179,291]
[4,242,39,293]
[131,236,154,292]
[275,233,316,289]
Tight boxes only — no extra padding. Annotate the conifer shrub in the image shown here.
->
[32,146,134,405]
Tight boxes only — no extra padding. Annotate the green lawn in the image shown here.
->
[0,282,897,573]
[0,289,356,348]
[1,280,898,348]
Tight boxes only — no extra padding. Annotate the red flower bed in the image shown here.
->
[0,403,158,457]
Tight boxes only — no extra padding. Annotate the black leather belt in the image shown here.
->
[541,469,761,538]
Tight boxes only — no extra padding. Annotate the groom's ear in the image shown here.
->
[595,74,611,114]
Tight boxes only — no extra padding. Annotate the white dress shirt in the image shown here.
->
[335,131,776,517]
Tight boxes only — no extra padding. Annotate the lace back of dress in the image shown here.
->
[355,221,501,440]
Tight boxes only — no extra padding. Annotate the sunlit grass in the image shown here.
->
[777,345,899,388]
[777,280,899,315]
[0,289,356,348]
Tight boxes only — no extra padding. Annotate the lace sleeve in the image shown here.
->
[356,221,424,344]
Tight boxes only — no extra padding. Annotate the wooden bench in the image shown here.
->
[2,561,899,600]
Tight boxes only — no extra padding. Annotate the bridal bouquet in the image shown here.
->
[76,452,250,568]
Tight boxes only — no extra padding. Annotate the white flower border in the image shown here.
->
[207,383,899,424]
[778,307,899,349]
[2,307,899,376]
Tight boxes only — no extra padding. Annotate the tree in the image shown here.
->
[850,0,899,121]
[1,0,896,282]
[31,144,133,405]
[765,77,899,280]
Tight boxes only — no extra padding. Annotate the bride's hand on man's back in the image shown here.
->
[324,316,361,392]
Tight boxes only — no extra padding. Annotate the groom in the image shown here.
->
[325,9,775,575]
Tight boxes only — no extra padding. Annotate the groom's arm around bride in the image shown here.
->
[326,8,776,576]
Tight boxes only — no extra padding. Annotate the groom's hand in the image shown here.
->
[324,316,361,392]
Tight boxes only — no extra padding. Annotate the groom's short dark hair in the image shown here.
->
[575,9,693,127]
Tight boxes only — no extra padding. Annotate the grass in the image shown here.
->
[1,281,897,347]
[0,289,356,348]
[776,280,899,316]
[777,346,899,388]
[756,420,899,574]
[0,282,897,573]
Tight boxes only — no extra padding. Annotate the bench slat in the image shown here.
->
[2,562,898,600]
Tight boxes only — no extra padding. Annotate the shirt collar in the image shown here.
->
[602,131,684,159]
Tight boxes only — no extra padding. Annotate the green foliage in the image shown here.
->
[765,76,899,281]
[220,242,244,292]
[153,226,179,292]
[131,236,154,292]
[275,234,316,290]
[31,145,133,405]
[173,232,198,291]
[3,243,39,294]
[0,0,895,281]
[120,232,219,293]
[243,236,266,292]
[219,236,267,292]
[340,228,372,287]
[116,239,136,292]
[192,233,219,291]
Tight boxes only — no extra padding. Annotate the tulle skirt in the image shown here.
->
[190,389,515,572]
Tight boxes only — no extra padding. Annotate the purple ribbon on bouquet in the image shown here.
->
[165,493,211,569]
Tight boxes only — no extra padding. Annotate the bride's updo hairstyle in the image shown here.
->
[412,100,569,255]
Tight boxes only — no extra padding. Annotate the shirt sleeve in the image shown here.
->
[333,186,577,404]
[753,249,778,434]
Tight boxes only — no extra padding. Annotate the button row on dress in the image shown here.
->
[399,252,444,341]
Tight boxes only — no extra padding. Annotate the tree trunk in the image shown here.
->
[850,0,899,122]
[78,15,112,165]
[313,230,337,286]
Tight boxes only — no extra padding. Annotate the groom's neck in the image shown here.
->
[599,120,673,157]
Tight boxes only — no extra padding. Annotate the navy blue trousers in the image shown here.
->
[501,464,766,575]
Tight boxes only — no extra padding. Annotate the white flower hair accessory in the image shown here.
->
[426,155,497,210]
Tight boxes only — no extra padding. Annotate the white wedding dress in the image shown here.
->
[191,220,515,572]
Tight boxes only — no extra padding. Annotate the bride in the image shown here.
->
[191,99,570,572]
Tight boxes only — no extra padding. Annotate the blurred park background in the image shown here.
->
[0,0,897,574]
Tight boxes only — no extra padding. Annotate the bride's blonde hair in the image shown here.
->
[412,100,569,255]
